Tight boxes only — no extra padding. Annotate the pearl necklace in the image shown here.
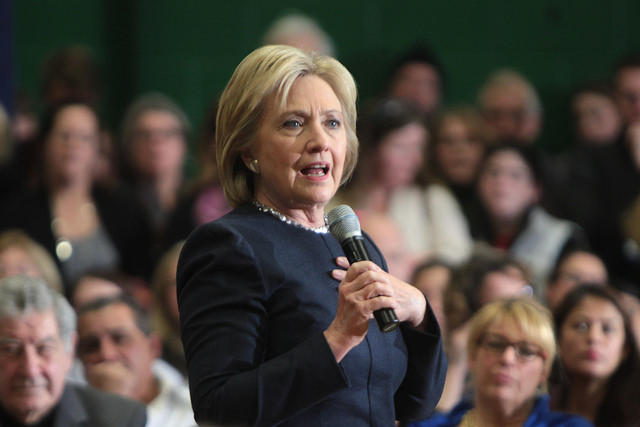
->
[252,201,328,234]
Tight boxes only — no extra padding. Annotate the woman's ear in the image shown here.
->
[241,153,259,173]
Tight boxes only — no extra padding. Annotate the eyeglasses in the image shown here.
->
[479,333,545,362]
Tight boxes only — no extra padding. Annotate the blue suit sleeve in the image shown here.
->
[176,223,349,426]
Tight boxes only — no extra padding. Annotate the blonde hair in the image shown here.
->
[468,297,556,373]
[0,229,64,293]
[216,44,358,207]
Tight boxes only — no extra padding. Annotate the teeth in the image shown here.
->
[303,165,327,176]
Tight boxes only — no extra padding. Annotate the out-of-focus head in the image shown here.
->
[262,12,335,57]
[40,45,101,108]
[76,294,159,402]
[151,241,184,329]
[613,52,640,124]
[468,298,555,407]
[357,98,428,190]
[71,274,123,309]
[0,230,63,293]
[461,249,531,313]
[546,250,608,310]
[477,69,542,145]
[555,285,637,383]
[217,44,358,207]
[388,43,445,118]
[411,258,451,330]
[431,105,490,186]
[477,143,541,224]
[571,81,622,145]
[0,276,76,424]
[359,213,415,282]
[39,101,100,186]
[121,93,189,180]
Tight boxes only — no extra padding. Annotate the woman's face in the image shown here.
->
[45,105,99,184]
[435,116,484,185]
[477,150,538,223]
[573,92,622,145]
[470,320,547,409]
[559,296,627,381]
[131,110,186,178]
[376,122,427,189]
[250,75,347,212]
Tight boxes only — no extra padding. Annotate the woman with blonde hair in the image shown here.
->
[177,45,446,426]
[409,298,592,426]
[0,229,63,293]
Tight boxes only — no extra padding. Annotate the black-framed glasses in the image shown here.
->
[479,333,545,362]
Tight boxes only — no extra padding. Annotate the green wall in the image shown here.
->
[13,0,640,156]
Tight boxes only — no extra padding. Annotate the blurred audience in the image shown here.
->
[387,43,446,120]
[120,92,190,259]
[0,102,152,290]
[571,81,622,147]
[163,99,230,249]
[0,276,147,426]
[262,12,335,57]
[551,285,640,426]
[334,97,472,265]
[545,250,608,311]
[477,69,542,145]
[76,294,195,427]
[410,258,452,334]
[429,105,491,221]
[469,143,589,290]
[150,241,187,376]
[410,298,591,427]
[0,229,63,293]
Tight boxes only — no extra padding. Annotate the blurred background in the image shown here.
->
[4,0,640,160]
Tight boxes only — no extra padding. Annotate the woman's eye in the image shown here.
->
[283,120,302,129]
[573,321,590,332]
[326,119,341,129]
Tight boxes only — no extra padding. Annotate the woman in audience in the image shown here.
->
[334,97,472,265]
[551,285,640,426]
[429,105,491,221]
[571,81,622,147]
[0,229,63,293]
[409,298,592,426]
[469,143,589,290]
[0,101,152,291]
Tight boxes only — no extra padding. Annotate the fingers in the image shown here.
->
[335,256,350,269]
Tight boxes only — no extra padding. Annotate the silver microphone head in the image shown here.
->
[327,205,362,243]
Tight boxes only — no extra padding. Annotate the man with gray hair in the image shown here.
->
[0,276,146,426]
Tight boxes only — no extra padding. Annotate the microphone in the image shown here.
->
[327,205,399,333]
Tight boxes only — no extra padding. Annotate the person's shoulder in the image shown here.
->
[405,401,470,427]
[528,395,593,427]
[63,383,147,427]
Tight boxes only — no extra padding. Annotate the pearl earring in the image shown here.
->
[248,159,260,173]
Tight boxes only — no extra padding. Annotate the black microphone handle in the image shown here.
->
[341,236,399,333]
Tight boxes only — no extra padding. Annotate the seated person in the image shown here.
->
[75,294,194,427]
[0,276,146,426]
[545,250,608,310]
[0,229,64,293]
[409,298,592,427]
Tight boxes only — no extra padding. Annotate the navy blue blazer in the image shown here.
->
[177,204,446,426]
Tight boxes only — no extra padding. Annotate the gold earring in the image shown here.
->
[248,159,260,173]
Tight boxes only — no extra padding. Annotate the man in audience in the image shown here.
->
[75,294,194,427]
[477,68,542,145]
[0,276,146,426]
[545,249,608,310]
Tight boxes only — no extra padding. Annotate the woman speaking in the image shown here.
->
[177,45,446,426]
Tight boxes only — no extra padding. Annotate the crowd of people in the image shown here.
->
[1,11,640,427]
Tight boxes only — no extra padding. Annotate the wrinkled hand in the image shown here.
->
[84,361,136,398]
[324,257,426,362]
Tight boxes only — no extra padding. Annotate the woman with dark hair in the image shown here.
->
[333,97,472,265]
[0,101,151,293]
[469,143,589,292]
[551,285,640,426]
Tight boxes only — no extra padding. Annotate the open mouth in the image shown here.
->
[301,164,329,177]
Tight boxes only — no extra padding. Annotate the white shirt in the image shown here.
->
[147,359,196,427]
